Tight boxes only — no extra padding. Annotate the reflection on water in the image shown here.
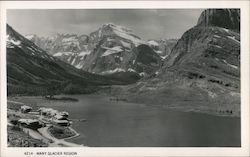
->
[39,95,240,147]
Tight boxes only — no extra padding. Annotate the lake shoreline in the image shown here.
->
[8,93,240,118]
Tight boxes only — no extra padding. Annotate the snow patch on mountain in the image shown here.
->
[75,62,84,69]
[155,50,163,54]
[208,91,217,98]
[227,36,240,44]
[101,46,123,56]
[78,51,91,57]
[53,52,63,57]
[101,68,126,74]
[148,40,159,46]
[67,56,71,62]
[103,24,146,46]
[128,68,136,72]
[222,59,238,69]
[25,34,35,40]
[105,23,132,33]
[7,35,21,47]
[27,47,35,52]
[210,44,222,49]
[107,38,115,42]
[222,28,230,33]
[120,40,131,49]
[71,58,76,65]
[214,45,222,49]
[139,72,146,77]
[214,35,221,38]
[161,55,168,59]
[62,36,78,42]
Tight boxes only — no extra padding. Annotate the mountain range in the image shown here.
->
[26,24,177,80]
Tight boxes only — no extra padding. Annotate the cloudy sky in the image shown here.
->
[7,9,203,39]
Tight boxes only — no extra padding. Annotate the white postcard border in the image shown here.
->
[0,1,249,157]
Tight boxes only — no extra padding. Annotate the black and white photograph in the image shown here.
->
[5,8,242,147]
[1,1,249,156]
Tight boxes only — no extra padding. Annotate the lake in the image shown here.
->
[36,94,240,147]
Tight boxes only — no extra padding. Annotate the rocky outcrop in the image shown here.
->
[197,9,240,31]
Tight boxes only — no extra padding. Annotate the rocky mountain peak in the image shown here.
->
[102,23,133,33]
[88,23,144,47]
[197,9,240,31]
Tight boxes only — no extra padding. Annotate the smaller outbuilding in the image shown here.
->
[20,105,32,113]
[60,111,69,118]
[18,119,42,130]
[52,119,70,127]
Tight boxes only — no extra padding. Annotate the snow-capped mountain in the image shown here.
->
[79,23,162,78]
[7,24,124,95]
[25,33,89,55]
[28,23,173,80]
[26,33,93,72]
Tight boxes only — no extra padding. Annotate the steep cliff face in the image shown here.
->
[197,9,240,31]
[163,25,240,91]
[164,9,240,89]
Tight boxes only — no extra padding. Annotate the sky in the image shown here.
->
[7,9,203,39]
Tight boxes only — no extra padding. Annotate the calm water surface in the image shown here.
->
[39,95,240,147]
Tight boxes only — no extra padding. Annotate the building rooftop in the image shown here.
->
[18,119,39,124]
[21,105,32,109]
